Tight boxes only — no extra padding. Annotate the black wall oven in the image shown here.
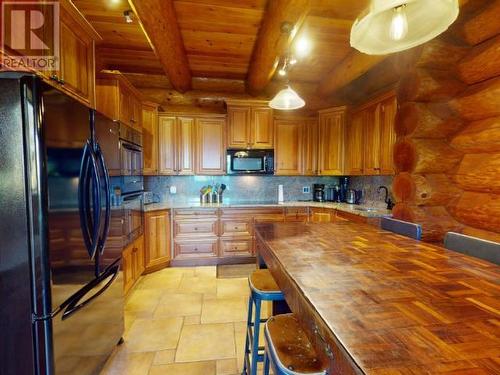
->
[227,149,274,175]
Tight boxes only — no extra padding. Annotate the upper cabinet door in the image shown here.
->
[142,103,158,175]
[196,118,226,175]
[227,106,251,148]
[363,104,382,175]
[302,119,318,176]
[177,117,195,175]
[158,116,176,175]
[58,9,95,107]
[251,107,274,149]
[345,111,364,175]
[379,96,397,175]
[318,108,346,175]
[274,120,302,175]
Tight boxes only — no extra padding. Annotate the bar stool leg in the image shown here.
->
[250,296,262,375]
[263,350,270,375]
[242,295,253,375]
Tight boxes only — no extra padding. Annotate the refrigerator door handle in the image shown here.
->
[60,260,120,321]
[96,142,111,255]
[78,140,102,260]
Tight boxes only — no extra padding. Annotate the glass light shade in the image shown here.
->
[269,86,305,110]
[351,0,459,55]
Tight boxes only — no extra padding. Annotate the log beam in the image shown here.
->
[454,154,500,194]
[129,0,191,92]
[449,192,500,233]
[392,173,462,206]
[450,116,500,152]
[462,0,500,45]
[317,51,388,97]
[246,0,311,95]
[395,102,463,138]
[457,34,500,85]
[450,76,500,121]
[393,138,463,174]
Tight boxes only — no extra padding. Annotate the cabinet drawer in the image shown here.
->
[335,210,368,224]
[174,208,218,218]
[220,219,252,237]
[221,207,283,217]
[220,238,253,257]
[285,207,309,222]
[174,219,218,237]
[253,214,285,223]
[174,239,218,258]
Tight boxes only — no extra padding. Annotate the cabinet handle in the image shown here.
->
[194,227,198,231]
[194,247,198,251]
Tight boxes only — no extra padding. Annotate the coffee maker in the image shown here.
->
[339,177,349,203]
[313,184,325,202]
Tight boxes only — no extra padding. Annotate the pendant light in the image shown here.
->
[269,86,305,110]
[350,0,459,55]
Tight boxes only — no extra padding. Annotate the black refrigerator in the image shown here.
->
[0,73,124,375]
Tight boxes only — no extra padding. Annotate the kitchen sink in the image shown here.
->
[354,207,378,212]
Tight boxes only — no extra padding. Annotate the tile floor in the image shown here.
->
[100,266,270,375]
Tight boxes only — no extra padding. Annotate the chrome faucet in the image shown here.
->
[378,186,395,210]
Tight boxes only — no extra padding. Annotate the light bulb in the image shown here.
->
[278,68,286,76]
[294,36,311,57]
[289,56,297,65]
[389,5,408,41]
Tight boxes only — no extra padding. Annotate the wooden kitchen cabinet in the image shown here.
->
[309,207,335,223]
[349,91,397,176]
[43,0,100,107]
[318,107,346,175]
[96,71,143,129]
[303,118,319,176]
[144,210,171,273]
[122,234,145,294]
[142,102,159,175]
[226,100,273,149]
[379,95,397,175]
[196,117,226,175]
[158,114,195,175]
[344,111,364,175]
[274,119,303,175]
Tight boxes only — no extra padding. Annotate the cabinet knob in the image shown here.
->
[194,247,198,251]
[194,227,198,231]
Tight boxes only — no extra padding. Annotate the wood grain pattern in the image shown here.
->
[255,221,500,375]
[129,0,192,92]
[246,0,310,94]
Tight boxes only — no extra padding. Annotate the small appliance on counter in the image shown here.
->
[346,189,363,204]
[339,177,349,203]
[325,185,340,202]
[313,184,325,202]
[143,191,155,205]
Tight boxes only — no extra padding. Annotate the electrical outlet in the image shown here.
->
[303,186,310,194]
[169,185,177,194]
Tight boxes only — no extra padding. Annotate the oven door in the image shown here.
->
[120,141,142,176]
[122,192,144,245]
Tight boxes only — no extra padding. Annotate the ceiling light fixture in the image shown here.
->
[294,35,311,57]
[350,0,459,55]
[269,86,305,111]
[288,55,297,65]
[123,10,134,23]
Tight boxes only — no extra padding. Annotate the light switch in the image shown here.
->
[169,185,177,194]
[303,186,310,194]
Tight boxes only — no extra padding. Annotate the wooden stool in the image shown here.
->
[243,269,285,375]
[264,314,327,375]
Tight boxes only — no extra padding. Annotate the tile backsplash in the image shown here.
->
[348,175,394,208]
[145,175,340,203]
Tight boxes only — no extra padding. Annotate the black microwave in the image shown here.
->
[227,149,274,175]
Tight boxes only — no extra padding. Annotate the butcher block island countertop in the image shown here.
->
[254,221,500,375]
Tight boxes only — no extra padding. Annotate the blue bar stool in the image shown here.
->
[381,217,422,240]
[243,269,285,375]
[444,232,500,265]
[264,313,327,375]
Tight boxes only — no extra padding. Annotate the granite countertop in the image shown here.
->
[143,200,392,218]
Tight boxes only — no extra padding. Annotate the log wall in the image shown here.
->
[392,1,500,243]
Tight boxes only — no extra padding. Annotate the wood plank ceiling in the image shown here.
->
[73,0,371,109]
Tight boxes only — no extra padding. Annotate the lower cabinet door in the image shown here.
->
[122,245,135,294]
[220,238,253,257]
[134,235,145,277]
[174,238,218,259]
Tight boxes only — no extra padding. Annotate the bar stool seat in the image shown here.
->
[243,269,285,375]
[249,269,282,294]
[264,314,327,375]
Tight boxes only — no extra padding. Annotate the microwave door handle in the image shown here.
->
[262,156,267,172]
[95,143,111,255]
